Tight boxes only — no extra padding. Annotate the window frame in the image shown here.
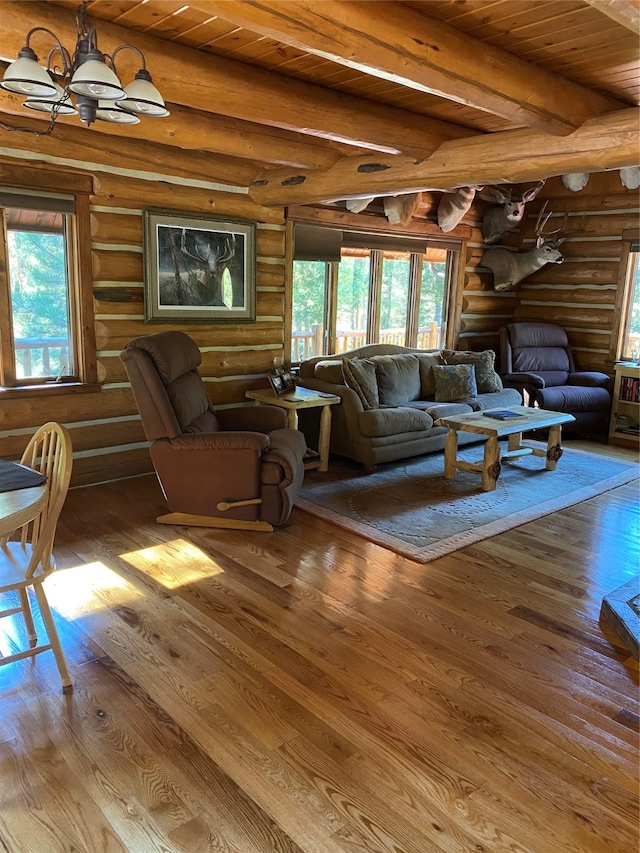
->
[0,166,97,396]
[288,228,461,363]
[611,228,640,364]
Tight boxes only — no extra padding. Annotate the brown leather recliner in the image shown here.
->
[120,331,306,530]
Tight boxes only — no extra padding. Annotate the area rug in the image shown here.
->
[296,444,639,563]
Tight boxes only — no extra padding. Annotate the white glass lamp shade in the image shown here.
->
[1,54,58,97]
[118,75,169,117]
[24,79,78,116]
[95,101,140,124]
[67,58,125,101]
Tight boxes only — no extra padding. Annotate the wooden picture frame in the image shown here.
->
[143,208,256,323]
[268,368,296,395]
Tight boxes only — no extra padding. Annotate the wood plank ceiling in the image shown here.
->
[0,0,638,205]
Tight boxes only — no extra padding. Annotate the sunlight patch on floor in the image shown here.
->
[120,539,226,588]
[0,593,28,656]
[46,560,145,616]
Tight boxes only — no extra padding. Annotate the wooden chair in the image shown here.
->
[0,422,73,690]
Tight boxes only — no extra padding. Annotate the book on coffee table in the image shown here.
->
[483,410,523,420]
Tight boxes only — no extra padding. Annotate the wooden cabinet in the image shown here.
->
[609,362,640,446]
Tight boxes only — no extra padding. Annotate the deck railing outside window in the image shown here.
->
[14,338,69,380]
[627,331,640,362]
[291,323,441,362]
[291,328,640,366]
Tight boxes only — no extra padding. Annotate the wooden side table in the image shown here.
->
[245,386,340,472]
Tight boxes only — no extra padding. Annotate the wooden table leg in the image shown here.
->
[508,431,522,452]
[317,404,332,472]
[546,424,563,470]
[443,427,458,479]
[482,435,501,491]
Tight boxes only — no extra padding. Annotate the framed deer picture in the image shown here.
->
[142,209,256,323]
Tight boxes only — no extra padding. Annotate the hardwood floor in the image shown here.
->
[0,442,638,853]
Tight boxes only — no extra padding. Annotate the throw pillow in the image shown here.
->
[433,363,478,402]
[313,359,344,385]
[442,349,503,394]
[415,352,444,398]
[342,357,379,409]
[372,354,421,406]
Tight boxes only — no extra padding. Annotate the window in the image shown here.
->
[336,252,371,351]
[290,260,329,362]
[291,225,459,362]
[379,252,410,347]
[5,203,73,382]
[621,250,640,361]
[0,177,96,391]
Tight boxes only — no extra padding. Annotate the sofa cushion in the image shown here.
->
[373,354,421,405]
[342,357,379,409]
[442,349,503,393]
[465,388,523,411]
[359,406,433,437]
[313,359,344,385]
[415,352,443,398]
[433,364,478,402]
[420,401,475,419]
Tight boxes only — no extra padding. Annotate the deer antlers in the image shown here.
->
[534,201,586,247]
[180,230,236,269]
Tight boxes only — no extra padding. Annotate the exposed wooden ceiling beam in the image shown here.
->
[117,104,355,171]
[584,0,640,34]
[0,108,261,187]
[2,2,474,157]
[248,109,640,206]
[0,81,350,171]
[188,0,626,136]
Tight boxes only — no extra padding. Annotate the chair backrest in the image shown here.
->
[19,422,72,579]
[500,322,576,387]
[120,331,220,441]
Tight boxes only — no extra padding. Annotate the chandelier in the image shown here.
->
[0,3,169,132]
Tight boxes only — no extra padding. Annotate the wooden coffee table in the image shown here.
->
[435,406,576,491]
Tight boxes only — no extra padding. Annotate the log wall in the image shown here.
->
[458,173,639,372]
[0,152,286,486]
[1,141,636,488]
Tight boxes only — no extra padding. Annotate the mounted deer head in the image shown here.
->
[345,196,376,214]
[437,185,483,232]
[562,173,590,192]
[482,202,578,292]
[383,192,422,226]
[620,167,640,190]
[344,193,423,226]
[481,180,546,244]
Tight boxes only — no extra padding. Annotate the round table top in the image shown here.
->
[0,484,48,538]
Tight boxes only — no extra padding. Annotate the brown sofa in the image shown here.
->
[121,331,306,530]
[298,344,522,472]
